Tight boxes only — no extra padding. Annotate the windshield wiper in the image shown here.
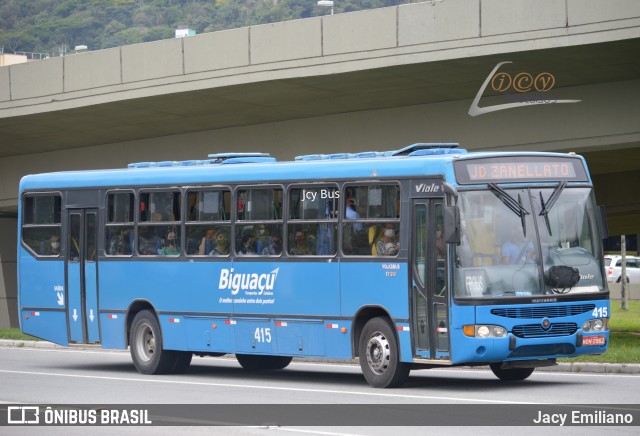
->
[488,183,530,236]
[539,181,567,236]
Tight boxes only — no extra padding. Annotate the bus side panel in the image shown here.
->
[159,314,187,351]
[20,310,68,345]
[340,261,409,319]
[275,320,325,356]
[395,322,413,363]
[323,319,353,359]
[183,317,235,353]
[234,319,275,354]
[18,252,68,345]
[229,261,341,317]
[99,261,344,355]
[99,313,126,349]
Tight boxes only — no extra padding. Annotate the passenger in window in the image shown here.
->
[262,234,282,256]
[291,231,314,255]
[42,234,61,255]
[109,228,131,255]
[159,231,180,256]
[368,224,383,255]
[375,223,399,256]
[254,224,270,255]
[345,198,363,231]
[209,230,229,256]
[237,234,256,256]
[198,228,215,255]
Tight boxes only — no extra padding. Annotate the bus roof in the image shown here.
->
[19,145,588,192]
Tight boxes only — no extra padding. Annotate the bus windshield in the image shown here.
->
[453,187,605,299]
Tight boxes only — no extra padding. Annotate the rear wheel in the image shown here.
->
[171,351,193,373]
[358,317,410,388]
[129,310,191,374]
[236,354,293,370]
[616,276,630,283]
[489,363,535,381]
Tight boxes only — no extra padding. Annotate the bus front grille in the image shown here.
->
[512,322,578,338]
[491,304,595,319]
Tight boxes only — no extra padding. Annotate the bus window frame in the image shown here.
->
[104,189,135,258]
[137,187,183,257]
[184,186,232,257]
[287,182,340,257]
[341,182,402,257]
[235,184,284,257]
[21,191,63,259]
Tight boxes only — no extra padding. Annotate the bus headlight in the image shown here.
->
[464,325,507,338]
[581,318,608,332]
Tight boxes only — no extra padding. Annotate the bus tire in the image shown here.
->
[171,351,193,374]
[130,310,175,374]
[358,317,410,388]
[489,363,535,381]
[236,354,293,371]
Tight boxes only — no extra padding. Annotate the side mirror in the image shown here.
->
[444,205,460,244]
[598,205,608,240]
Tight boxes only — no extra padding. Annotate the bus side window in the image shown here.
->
[138,190,182,256]
[185,189,231,256]
[22,194,62,257]
[105,192,134,256]
[342,184,400,256]
[236,187,283,257]
[287,186,338,256]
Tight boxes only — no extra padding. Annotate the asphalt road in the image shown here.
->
[0,346,639,435]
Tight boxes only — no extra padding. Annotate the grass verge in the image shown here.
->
[0,328,38,341]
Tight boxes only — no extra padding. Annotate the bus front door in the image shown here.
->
[66,209,100,344]
[411,200,450,361]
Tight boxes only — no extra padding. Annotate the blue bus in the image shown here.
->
[18,144,609,388]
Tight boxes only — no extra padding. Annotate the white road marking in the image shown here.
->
[0,368,534,404]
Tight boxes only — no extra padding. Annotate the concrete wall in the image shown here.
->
[2,0,639,111]
[0,217,17,329]
[1,78,637,206]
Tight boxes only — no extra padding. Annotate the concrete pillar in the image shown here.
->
[0,217,18,328]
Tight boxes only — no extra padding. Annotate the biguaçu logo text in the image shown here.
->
[218,268,279,296]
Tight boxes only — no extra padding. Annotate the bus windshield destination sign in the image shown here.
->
[454,156,588,184]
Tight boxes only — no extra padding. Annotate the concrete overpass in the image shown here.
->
[0,0,639,327]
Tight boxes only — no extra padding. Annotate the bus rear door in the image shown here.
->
[66,209,100,344]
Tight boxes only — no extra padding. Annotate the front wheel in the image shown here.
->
[489,363,535,381]
[358,317,410,388]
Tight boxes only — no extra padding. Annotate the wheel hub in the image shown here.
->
[136,323,155,362]
[366,332,390,375]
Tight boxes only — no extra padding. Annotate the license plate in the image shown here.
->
[582,335,606,346]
